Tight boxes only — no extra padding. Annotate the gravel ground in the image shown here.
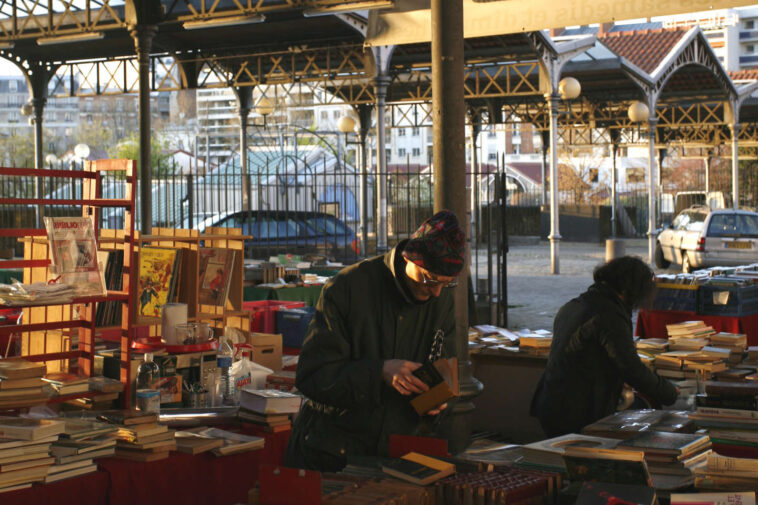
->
[503,238,654,331]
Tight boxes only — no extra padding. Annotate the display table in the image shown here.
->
[3,428,290,505]
[243,285,324,306]
[470,349,548,444]
[635,308,758,346]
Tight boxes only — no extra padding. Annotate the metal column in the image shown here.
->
[131,25,157,236]
[610,130,618,238]
[431,0,481,456]
[357,105,372,256]
[731,122,741,209]
[236,87,252,212]
[546,92,561,275]
[647,117,658,265]
[374,76,390,252]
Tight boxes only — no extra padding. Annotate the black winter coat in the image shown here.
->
[530,282,678,437]
[284,242,456,471]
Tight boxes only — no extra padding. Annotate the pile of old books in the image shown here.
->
[690,381,758,457]
[515,329,553,355]
[100,410,175,462]
[435,466,560,504]
[0,416,65,493]
[693,452,758,490]
[47,417,116,483]
[666,321,715,351]
[616,431,712,477]
[0,359,49,409]
[519,433,620,472]
[654,348,730,380]
[709,331,748,364]
[238,387,302,433]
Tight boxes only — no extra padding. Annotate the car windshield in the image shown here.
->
[708,213,758,238]
[684,211,707,232]
[302,215,349,236]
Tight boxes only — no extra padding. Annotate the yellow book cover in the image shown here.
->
[138,247,179,318]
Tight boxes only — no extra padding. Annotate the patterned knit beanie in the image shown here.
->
[402,210,465,276]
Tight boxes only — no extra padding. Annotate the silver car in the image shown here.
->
[656,206,758,272]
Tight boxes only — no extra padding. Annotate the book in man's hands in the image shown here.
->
[381,451,455,486]
[410,357,459,415]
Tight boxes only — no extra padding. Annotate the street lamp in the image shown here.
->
[255,97,275,127]
[558,77,581,101]
[337,115,357,138]
[44,153,58,168]
[74,143,91,160]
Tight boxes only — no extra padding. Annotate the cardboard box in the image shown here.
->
[150,374,183,404]
[246,332,283,372]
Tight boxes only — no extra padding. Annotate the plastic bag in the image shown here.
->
[231,343,273,392]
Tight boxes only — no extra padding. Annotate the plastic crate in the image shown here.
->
[276,306,317,348]
[652,283,699,312]
[699,283,758,316]
[243,300,306,333]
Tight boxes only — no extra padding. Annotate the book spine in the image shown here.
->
[697,406,758,419]
[696,395,758,410]
[707,453,758,474]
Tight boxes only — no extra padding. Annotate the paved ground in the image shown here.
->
[503,238,653,331]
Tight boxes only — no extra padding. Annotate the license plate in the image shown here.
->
[725,241,752,249]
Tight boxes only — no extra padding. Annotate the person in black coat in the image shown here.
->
[530,256,678,437]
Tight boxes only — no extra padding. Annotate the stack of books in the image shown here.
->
[654,351,700,380]
[582,410,695,440]
[516,329,553,355]
[691,381,758,457]
[666,321,715,351]
[617,431,712,477]
[435,466,561,505]
[0,359,48,409]
[178,427,264,456]
[114,422,175,462]
[238,387,302,433]
[0,416,65,493]
[48,418,116,483]
[636,338,669,355]
[693,453,758,490]
[709,332,748,364]
[681,347,730,380]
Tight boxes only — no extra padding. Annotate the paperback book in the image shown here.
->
[198,248,237,306]
[380,451,456,486]
[44,216,105,297]
[137,247,181,318]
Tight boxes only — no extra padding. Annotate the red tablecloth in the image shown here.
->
[3,429,290,505]
[3,469,109,505]
[636,308,758,346]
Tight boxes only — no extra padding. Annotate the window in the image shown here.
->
[398,128,406,136]
[412,128,420,136]
[7,111,17,123]
[412,148,421,156]
[64,112,73,122]
[386,148,391,160]
[748,44,756,54]
[398,148,406,157]
[488,152,497,161]
[8,80,17,92]
[332,111,340,119]
[117,99,124,111]
[488,130,497,138]
[746,20,755,29]
[321,111,328,120]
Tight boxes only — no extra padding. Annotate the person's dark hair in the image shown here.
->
[593,256,655,308]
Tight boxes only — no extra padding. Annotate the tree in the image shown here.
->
[0,130,35,167]
[558,149,607,204]
[75,117,115,157]
[109,133,173,176]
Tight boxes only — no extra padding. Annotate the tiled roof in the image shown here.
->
[599,28,688,75]
[730,70,758,82]
[506,161,542,185]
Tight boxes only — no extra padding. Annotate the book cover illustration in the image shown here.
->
[44,216,105,297]
[138,247,179,318]
[198,248,236,306]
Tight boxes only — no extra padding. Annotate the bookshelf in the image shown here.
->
[0,159,137,409]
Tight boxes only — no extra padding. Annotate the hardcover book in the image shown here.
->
[0,360,45,380]
[137,247,180,318]
[239,387,302,414]
[0,377,44,390]
[174,432,225,455]
[187,427,265,456]
[618,431,711,458]
[198,248,237,306]
[410,357,459,415]
[44,216,105,297]
[521,433,620,468]
[51,437,116,456]
[380,451,455,486]
[0,417,65,441]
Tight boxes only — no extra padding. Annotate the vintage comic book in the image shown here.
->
[44,216,105,297]
[198,248,236,306]
[137,247,180,318]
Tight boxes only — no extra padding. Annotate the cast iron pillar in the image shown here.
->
[610,129,619,238]
[130,24,157,236]
[540,130,549,206]
[31,97,46,170]
[704,151,712,195]
[357,105,372,256]
[468,116,480,258]
[431,0,482,456]
[647,116,658,265]
[374,75,390,252]
[731,123,741,209]
[235,87,252,212]
[546,92,561,275]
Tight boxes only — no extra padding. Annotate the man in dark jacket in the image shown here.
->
[530,256,678,437]
[284,210,465,472]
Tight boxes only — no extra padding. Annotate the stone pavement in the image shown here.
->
[504,238,653,332]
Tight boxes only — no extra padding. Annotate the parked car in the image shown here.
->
[656,206,758,272]
[196,210,359,263]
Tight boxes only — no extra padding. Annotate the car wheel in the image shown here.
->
[681,252,691,273]
[654,242,670,269]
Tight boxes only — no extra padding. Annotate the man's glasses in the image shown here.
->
[420,271,458,289]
